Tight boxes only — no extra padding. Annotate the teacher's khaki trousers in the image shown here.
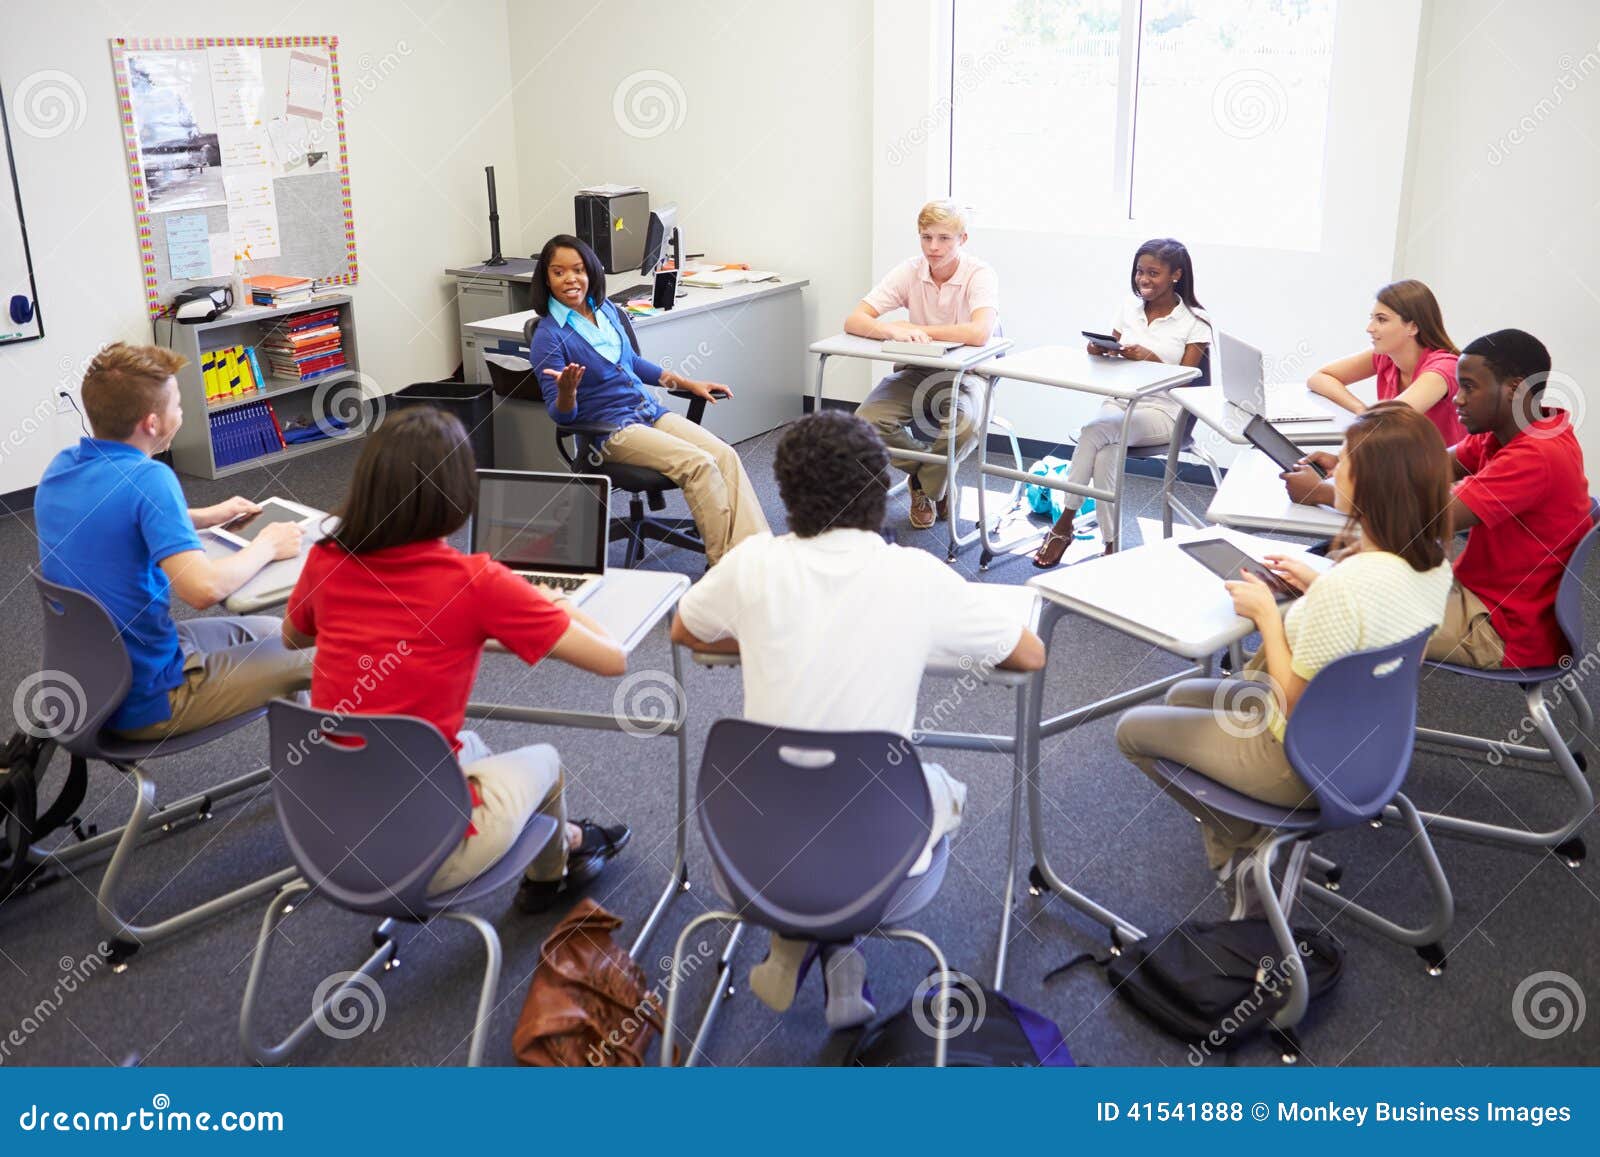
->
[602,412,769,565]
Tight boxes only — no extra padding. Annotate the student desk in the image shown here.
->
[465,276,810,463]
[1177,382,1357,449]
[1206,448,1347,539]
[809,333,1014,561]
[1024,528,1326,944]
[465,570,692,957]
[968,345,1202,562]
[676,585,1041,1059]
[201,506,330,615]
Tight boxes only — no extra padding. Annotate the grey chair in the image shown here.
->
[239,699,561,1067]
[1142,629,1453,1036]
[1406,499,1600,865]
[661,719,957,1067]
[27,574,298,970]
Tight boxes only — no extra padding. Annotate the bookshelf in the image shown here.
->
[156,294,369,479]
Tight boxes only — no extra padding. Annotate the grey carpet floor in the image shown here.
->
[0,423,1596,1068]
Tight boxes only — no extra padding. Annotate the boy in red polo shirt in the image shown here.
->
[1428,329,1592,668]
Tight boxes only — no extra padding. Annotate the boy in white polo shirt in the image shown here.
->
[671,411,1044,1029]
[845,199,1000,530]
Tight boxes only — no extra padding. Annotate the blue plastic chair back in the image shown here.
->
[696,719,934,941]
[1282,628,1433,829]
[1552,497,1600,661]
[267,700,472,916]
[31,574,134,757]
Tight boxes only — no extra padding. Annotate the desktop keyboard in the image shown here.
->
[607,284,653,304]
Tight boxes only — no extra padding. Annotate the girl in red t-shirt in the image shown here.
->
[1307,278,1466,445]
[284,407,632,913]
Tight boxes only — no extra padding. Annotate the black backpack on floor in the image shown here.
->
[0,733,90,900]
[1047,919,1344,1060]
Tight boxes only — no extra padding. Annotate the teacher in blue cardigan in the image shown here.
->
[527,235,769,565]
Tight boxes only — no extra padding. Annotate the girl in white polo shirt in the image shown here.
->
[1034,237,1211,567]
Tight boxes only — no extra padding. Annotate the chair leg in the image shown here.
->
[1249,835,1312,1033]
[1302,793,1454,969]
[660,909,741,1067]
[440,910,503,1068]
[238,881,399,1065]
[96,763,299,969]
[872,927,952,1068]
[1405,681,1595,855]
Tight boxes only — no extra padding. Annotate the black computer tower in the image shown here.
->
[574,191,649,275]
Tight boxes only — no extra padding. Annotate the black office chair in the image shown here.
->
[483,309,720,568]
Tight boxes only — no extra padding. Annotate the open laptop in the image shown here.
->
[472,470,610,605]
[1218,331,1330,423]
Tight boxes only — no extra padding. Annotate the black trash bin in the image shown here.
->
[392,381,495,468]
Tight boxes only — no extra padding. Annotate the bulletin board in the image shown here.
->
[0,78,44,345]
[110,36,359,319]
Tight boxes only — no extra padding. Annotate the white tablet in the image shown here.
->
[209,497,322,549]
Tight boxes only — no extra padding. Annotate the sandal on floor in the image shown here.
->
[1032,529,1072,569]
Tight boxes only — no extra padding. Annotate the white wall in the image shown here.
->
[1400,0,1600,469]
[0,0,520,496]
[504,0,876,403]
[871,0,1425,462]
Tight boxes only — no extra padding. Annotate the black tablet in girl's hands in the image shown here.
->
[1082,331,1124,352]
[1179,538,1302,600]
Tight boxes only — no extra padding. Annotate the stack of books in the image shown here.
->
[208,400,287,468]
[200,345,267,404]
[245,274,314,307]
[260,308,347,383]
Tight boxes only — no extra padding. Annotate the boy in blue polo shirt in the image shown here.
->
[34,342,310,739]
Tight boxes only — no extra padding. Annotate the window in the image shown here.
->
[951,0,1337,249]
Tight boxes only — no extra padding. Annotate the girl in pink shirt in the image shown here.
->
[1307,279,1465,445]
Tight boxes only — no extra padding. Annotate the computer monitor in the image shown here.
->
[639,203,681,275]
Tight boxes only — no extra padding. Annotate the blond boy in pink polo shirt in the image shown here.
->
[845,200,1000,529]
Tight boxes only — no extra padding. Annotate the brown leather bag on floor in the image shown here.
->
[512,898,670,1066]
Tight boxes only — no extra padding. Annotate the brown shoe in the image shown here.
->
[909,487,936,530]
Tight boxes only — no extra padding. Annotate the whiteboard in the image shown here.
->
[110,37,359,318]
[0,81,44,346]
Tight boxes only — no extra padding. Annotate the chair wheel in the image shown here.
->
[1417,943,1447,976]
[107,939,139,973]
[1554,836,1586,868]
[1027,865,1051,897]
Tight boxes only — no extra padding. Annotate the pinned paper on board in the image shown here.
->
[285,51,330,119]
[164,212,213,279]
[224,168,281,259]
